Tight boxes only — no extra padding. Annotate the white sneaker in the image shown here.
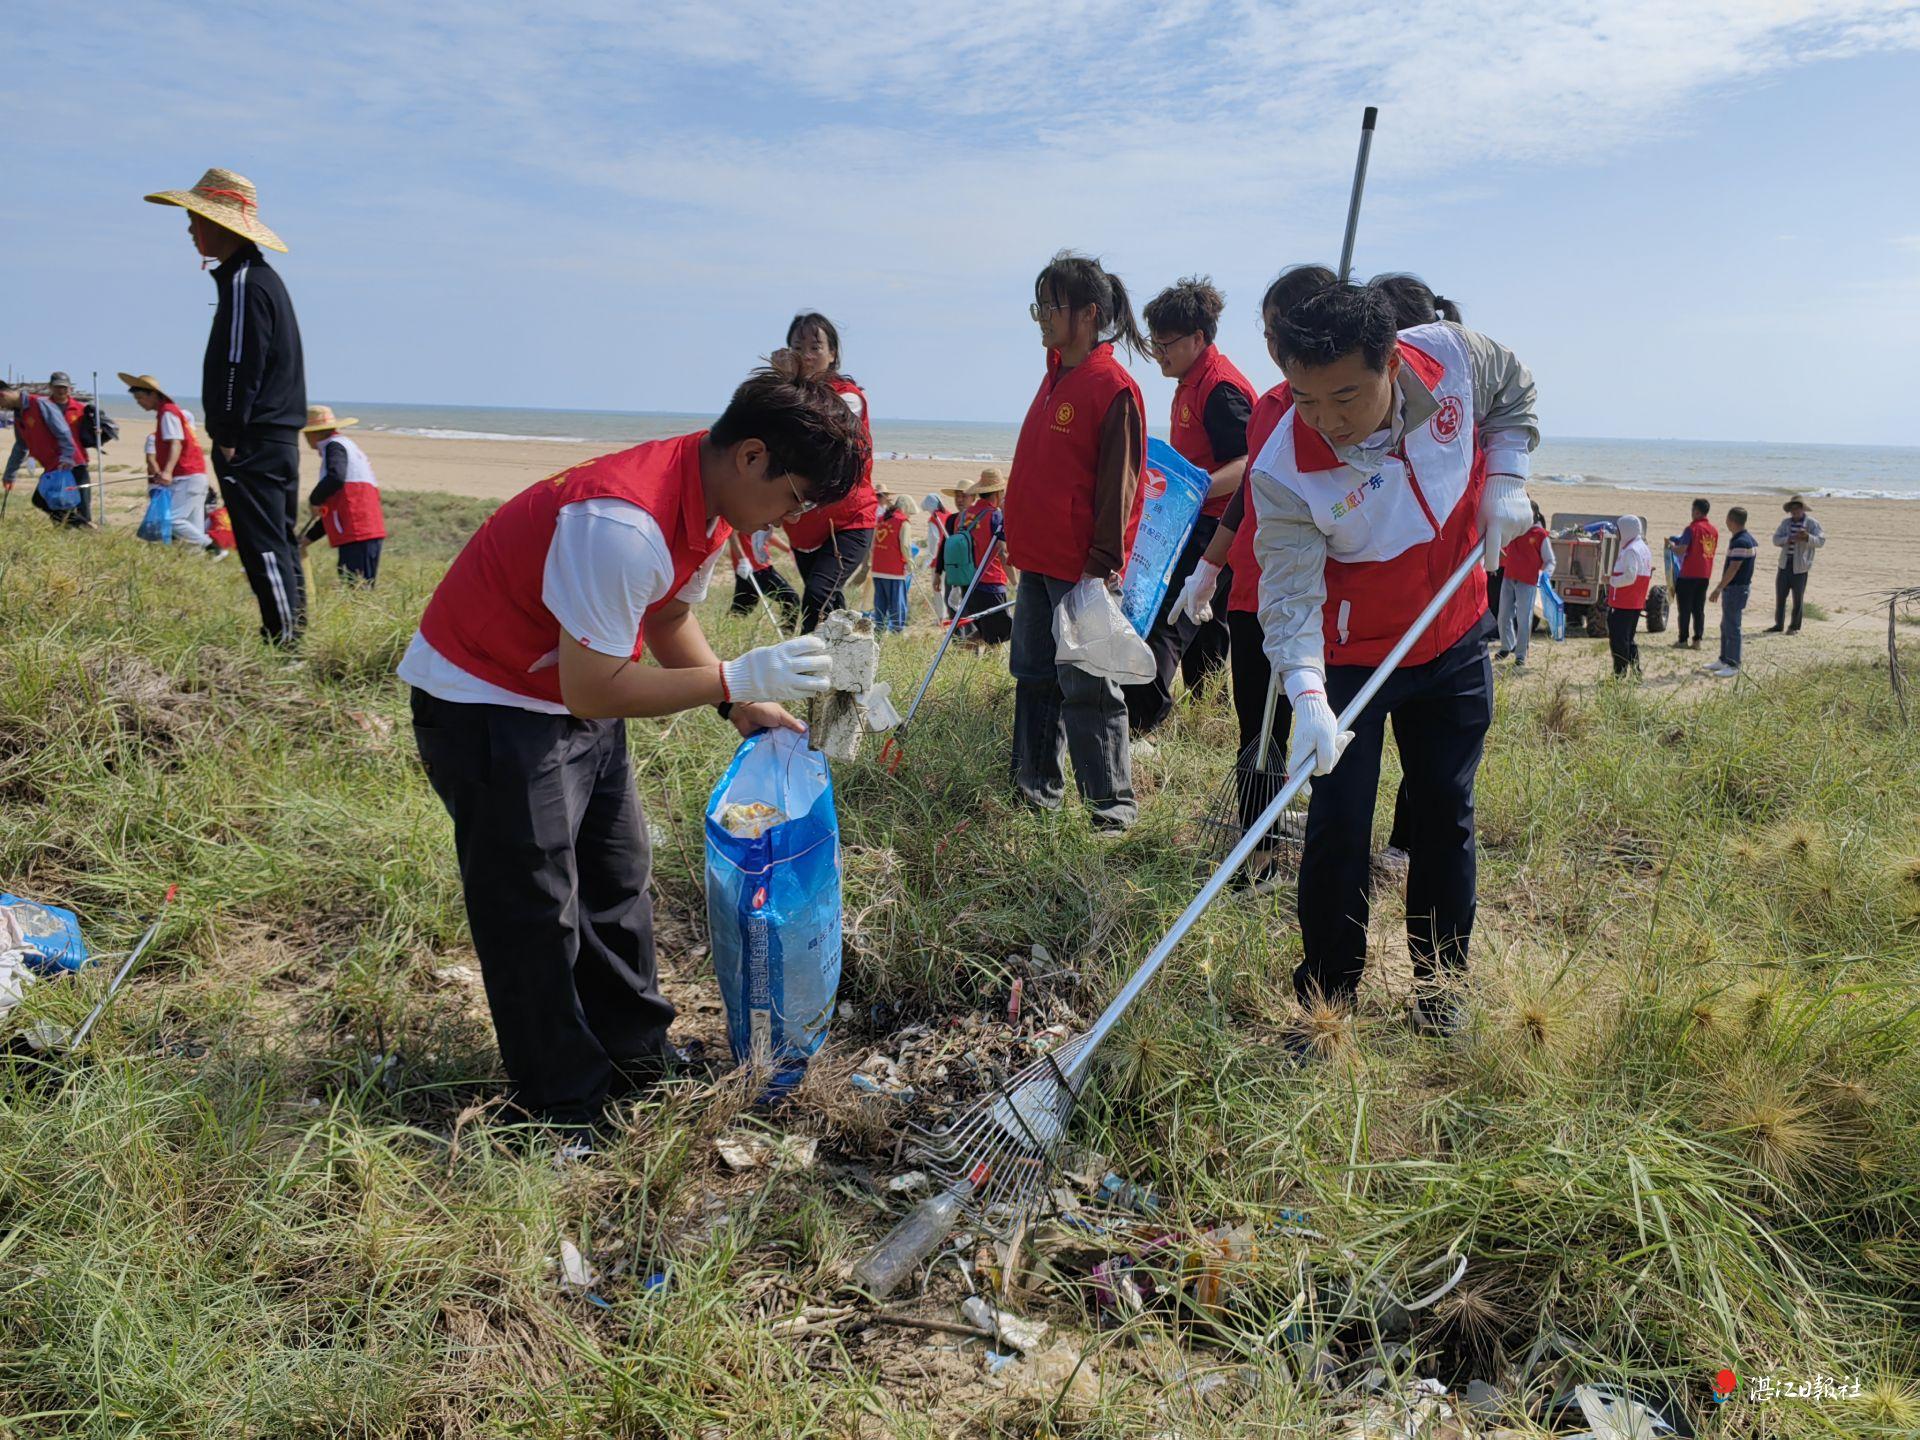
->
[1708,662,1738,678]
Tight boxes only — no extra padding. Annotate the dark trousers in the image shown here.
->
[30,462,93,526]
[337,538,382,585]
[731,567,801,624]
[1674,576,1708,642]
[1719,584,1749,668]
[1228,609,1288,836]
[1774,568,1808,630]
[214,437,307,645]
[1297,623,1493,1007]
[960,580,1012,645]
[794,527,874,634]
[1010,571,1136,830]
[1609,607,1642,676]
[1125,514,1230,734]
[411,689,674,1124]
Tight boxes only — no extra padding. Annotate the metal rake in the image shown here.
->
[852,547,1484,1297]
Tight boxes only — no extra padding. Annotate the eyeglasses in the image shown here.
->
[1148,332,1196,356]
[784,474,816,517]
[1028,300,1072,321]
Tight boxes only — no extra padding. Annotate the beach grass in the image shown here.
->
[1,495,1918,1437]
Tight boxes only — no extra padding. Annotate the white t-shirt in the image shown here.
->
[154,408,207,477]
[398,497,719,713]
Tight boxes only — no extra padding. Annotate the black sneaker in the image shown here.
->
[1764,624,1784,633]
[1410,994,1468,1039]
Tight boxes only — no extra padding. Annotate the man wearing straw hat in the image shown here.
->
[144,168,309,645]
[956,469,1013,646]
[120,373,216,551]
[298,405,388,585]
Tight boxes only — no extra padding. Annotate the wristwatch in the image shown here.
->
[715,701,735,721]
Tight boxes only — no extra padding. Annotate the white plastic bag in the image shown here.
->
[1053,578,1155,683]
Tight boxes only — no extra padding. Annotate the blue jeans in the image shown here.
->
[1496,580,1537,662]
[1719,585,1748,668]
[872,576,908,632]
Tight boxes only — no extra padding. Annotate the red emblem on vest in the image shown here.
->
[1432,395,1464,444]
[1143,468,1167,501]
[1054,402,1075,428]
[1179,403,1193,425]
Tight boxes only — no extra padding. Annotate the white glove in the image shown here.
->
[721,636,831,704]
[1171,559,1222,626]
[1479,474,1531,569]
[1286,684,1352,778]
[734,558,754,580]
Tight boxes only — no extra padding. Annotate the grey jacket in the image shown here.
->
[1772,515,1825,573]
[1251,323,1540,687]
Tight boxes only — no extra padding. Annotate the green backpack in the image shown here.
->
[943,513,983,589]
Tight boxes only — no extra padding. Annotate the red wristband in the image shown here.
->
[717,662,731,703]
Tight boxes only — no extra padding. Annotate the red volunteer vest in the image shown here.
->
[155,401,208,480]
[1004,344,1147,582]
[418,432,729,705]
[1253,324,1489,667]
[316,435,387,546]
[1227,383,1292,615]
[1610,547,1652,610]
[784,376,877,549]
[15,397,73,472]
[871,512,909,577]
[61,398,91,465]
[963,498,1008,584]
[1678,518,1718,579]
[1171,345,1255,519]
[1501,525,1549,585]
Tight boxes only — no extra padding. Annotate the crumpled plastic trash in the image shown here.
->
[960,1295,1049,1353]
[1053,577,1155,683]
[0,952,36,1018]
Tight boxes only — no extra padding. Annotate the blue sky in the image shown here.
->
[10,2,1920,444]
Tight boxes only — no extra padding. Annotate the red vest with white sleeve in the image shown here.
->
[784,375,876,549]
[155,401,208,480]
[315,434,387,545]
[1004,344,1147,583]
[1609,544,1652,610]
[1251,323,1489,667]
[418,433,729,706]
[1227,382,1292,615]
[1501,525,1550,585]
[1171,344,1255,519]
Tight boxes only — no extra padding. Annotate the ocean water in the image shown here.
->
[154,398,1920,500]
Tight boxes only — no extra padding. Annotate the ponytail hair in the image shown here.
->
[1034,250,1149,358]
[1432,293,1463,324]
[1369,272,1466,329]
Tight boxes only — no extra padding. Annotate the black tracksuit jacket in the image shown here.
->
[201,244,307,447]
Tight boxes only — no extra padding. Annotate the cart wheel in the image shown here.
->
[1644,585,1670,634]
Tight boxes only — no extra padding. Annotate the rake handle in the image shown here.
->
[1074,549,1484,1070]
[896,536,1002,734]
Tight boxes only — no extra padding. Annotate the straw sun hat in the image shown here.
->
[117,372,172,400]
[300,405,358,434]
[967,468,1007,496]
[144,168,288,253]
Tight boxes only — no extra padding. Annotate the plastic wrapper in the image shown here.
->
[1053,578,1155,683]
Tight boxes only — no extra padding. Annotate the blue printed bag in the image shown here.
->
[704,729,842,1098]
[1119,439,1210,638]
[0,895,90,973]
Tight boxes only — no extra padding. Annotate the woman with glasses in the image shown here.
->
[1001,251,1150,835]
[774,312,877,632]
[1124,276,1258,735]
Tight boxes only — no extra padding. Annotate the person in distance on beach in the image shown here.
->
[2,382,80,524]
[727,525,801,625]
[1706,505,1758,677]
[397,369,868,1135]
[772,313,877,633]
[1124,277,1256,734]
[121,373,217,551]
[144,168,309,645]
[1002,251,1150,834]
[955,469,1013,647]
[1606,514,1652,677]
[1169,262,1338,891]
[870,496,913,633]
[44,373,98,528]
[1767,495,1825,634]
[1666,497,1718,649]
[298,406,388,585]
[1247,281,1540,1040]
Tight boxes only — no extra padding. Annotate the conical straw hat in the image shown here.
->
[300,404,359,433]
[117,372,173,401]
[144,168,287,253]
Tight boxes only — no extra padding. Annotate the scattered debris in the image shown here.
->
[1549,1383,1683,1439]
[0,953,36,1018]
[808,610,901,760]
[717,801,784,839]
[959,1296,1049,1353]
[886,1170,929,1195]
[557,1238,597,1291]
[714,1131,819,1172]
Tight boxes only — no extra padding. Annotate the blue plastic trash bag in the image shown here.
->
[1119,439,1209,639]
[0,894,90,974]
[35,467,80,512]
[704,728,842,1098]
[1539,574,1567,641]
[138,486,174,543]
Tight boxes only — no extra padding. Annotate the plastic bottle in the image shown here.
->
[850,1189,964,1298]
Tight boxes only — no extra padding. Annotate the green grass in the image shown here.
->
[2,495,1918,1437]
